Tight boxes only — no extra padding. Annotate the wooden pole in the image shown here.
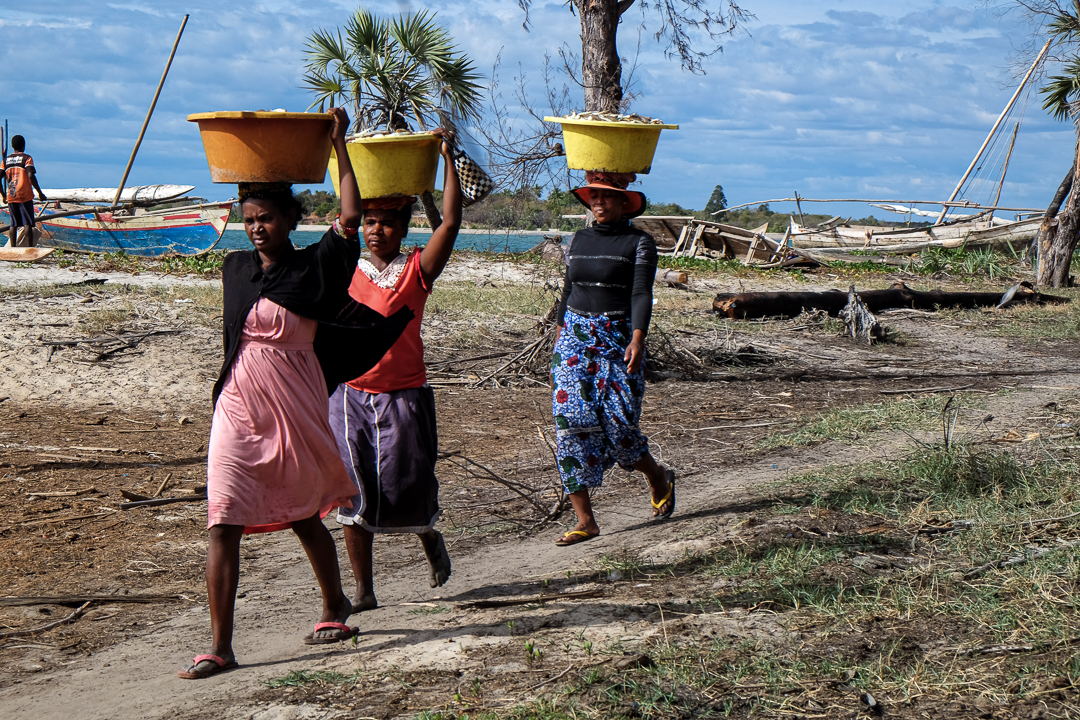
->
[0,120,6,199]
[933,39,1051,226]
[989,121,1020,223]
[112,15,189,208]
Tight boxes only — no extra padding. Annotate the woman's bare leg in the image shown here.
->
[633,453,673,516]
[181,523,243,675]
[291,514,353,639]
[418,529,451,588]
[568,489,601,535]
[342,523,377,611]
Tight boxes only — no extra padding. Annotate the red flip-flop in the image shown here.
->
[178,653,238,679]
[303,621,359,645]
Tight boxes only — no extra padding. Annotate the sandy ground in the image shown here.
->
[0,259,1077,718]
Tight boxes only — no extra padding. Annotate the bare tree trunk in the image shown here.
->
[1038,139,1080,287]
[1034,152,1075,279]
[420,190,442,231]
[576,0,635,112]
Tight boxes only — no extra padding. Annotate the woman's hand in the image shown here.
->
[418,127,463,285]
[429,127,456,158]
[624,329,646,374]
[328,107,350,145]
[328,107,361,229]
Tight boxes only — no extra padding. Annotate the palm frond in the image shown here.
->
[1041,60,1080,120]
[346,8,388,55]
[304,29,350,73]
[1049,10,1080,43]
[303,6,485,132]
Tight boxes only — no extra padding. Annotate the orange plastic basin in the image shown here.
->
[187,111,334,184]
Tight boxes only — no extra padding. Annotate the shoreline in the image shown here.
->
[290,224,565,235]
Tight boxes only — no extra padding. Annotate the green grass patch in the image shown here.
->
[657,254,745,274]
[427,281,558,318]
[155,251,226,276]
[759,395,960,448]
[408,604,450,616]
[485,424,1080,718]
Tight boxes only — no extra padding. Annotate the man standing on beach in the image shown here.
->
[4,135,47,247]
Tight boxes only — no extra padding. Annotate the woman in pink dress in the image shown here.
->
[179,108,411,680]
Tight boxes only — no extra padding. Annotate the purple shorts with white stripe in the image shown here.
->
[328,384,440,533]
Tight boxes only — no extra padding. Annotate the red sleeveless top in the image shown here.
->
[345,250,430,393]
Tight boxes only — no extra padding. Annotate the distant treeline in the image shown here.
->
[226,190,927,233]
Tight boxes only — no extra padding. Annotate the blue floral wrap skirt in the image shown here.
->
[551,309,649,493]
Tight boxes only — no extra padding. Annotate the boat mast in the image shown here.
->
[112,15,189,208]
[989,121,1021,223]
[934,39,1051,226]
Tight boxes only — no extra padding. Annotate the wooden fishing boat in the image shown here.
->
[1,200,233,257]
[787,214,1041,253]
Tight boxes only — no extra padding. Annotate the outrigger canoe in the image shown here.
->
[1,200,233,257]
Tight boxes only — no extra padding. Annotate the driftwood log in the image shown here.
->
[656,269,689,288]
[0,594,182,608]
[713,281,1069,320]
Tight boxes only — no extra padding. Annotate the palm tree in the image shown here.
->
[304,8,484,226]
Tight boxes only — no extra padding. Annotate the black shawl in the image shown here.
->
[213,227,413,407]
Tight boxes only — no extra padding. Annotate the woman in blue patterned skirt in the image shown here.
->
[550,172,675,546]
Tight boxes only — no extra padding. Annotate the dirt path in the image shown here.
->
[2,377,1077,719]
[0,425,885,720]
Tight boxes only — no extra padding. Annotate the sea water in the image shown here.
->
[216,227,562,254]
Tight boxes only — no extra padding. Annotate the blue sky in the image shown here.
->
[0,1,1072,221]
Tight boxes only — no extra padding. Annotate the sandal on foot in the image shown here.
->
[651,469,676,521]
[303,622,359,645]
[555,530,599,547]
[178,654,238,680]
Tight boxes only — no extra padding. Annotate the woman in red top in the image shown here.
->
[329,128,462,612]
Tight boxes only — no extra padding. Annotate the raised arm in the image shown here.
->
[419,129,462,286]
[329,107,360,231]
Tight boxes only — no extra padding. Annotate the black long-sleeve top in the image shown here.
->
[556,220,658,334]
[214,228,413,407]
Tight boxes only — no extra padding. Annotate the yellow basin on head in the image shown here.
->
[187,111,334,184]
[329,133,441,199]
[545,117,679,174]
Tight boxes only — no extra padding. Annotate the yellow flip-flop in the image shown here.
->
[651,470,676,520]
[555,529,599,546]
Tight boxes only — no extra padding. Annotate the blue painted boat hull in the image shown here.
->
[1,201,233,257]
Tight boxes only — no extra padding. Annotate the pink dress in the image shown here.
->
[207,298,355,534]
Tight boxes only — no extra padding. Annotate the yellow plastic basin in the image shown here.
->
[328,133,441,198]
[545,116,678,174]
[187,111,333,184]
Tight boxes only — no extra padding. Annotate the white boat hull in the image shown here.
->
[33,185,195,204]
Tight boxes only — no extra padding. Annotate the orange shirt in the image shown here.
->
[4,153,35,203]
[345,250,430,393]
